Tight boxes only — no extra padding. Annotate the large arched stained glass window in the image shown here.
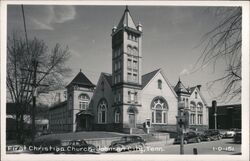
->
[151,97,168,124]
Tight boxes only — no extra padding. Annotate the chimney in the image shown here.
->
[197,85,201,91]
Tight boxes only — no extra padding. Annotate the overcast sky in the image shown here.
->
[7,5,240,105]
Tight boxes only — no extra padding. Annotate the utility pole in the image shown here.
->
[21,5,48,141]
[22,61,48,141]
[31,60,38,141]
[177,101,185,155]
[212,100,217,130]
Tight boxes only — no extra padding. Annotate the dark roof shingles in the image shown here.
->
[142,69,160,89]
[68,71,95,87]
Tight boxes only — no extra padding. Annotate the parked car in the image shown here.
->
[174,131,201,144]
[218,129,227,138]
[224,128,240,138]
[109,135,146,152]
[58,140,99,154]
[200,130,221,141]
[233,131,241,144]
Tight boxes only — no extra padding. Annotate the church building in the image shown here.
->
[49,7,208,133]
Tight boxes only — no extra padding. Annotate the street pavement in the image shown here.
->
[108,138,241,155]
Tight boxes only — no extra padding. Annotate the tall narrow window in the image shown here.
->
[133,61,138,70]
[195,92,198,99]
[128,73,132,82]
[152,112,154,123]
[156,110,162,123]
[64,91,67,99]
[130,93,134,101]
[128,91,131,102]
[115,110,120,123]
[134,92,138,103]
[163,112,167,123]
[128,59,132,68]
[133,74,137,82]
[158,80,162,89]
[98,99,108,124]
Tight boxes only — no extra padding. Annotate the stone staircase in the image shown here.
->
[131,128,146,134]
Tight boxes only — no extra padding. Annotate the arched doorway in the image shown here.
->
[127,106,138,128]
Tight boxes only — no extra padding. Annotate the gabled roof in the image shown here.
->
[189,86,207,106]
[102,73,112,87]
[174,79,189,94]
[117,6,137,30]
[142,69,161,89]
[189,87,196,94]
[67,71,95,88]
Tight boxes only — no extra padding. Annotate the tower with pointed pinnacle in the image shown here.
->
[111,6,143,129]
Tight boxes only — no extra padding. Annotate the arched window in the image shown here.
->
[98,99,108,124]
[114,109,120,123]
[190,101,196,125]
[132,47,138,56]
[158,79,162,89]
[190,101,196,111]
[186,98,189,108]
[151,97,168,124]
[78,94,90,110]
[197,102,203,125]
[127,45,132,54]
[197,102,203,111]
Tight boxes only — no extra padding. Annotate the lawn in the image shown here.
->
[36,131,127,141]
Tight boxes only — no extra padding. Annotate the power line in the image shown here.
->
[21,5,30,55]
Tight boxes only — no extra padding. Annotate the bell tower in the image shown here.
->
[111,6,143,129]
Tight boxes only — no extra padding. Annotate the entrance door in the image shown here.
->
[129,114,136,128]
[82,117,87,129]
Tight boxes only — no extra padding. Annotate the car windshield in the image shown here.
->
[120,137,132,142]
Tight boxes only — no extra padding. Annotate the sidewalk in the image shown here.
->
[146,138,175,147]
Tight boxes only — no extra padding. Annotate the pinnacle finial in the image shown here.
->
[125,5,129,11]
[80,68,82,72]
[178,76,181,82]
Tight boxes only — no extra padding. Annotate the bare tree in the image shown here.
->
[7,33,71,142]
[196,7,241,102]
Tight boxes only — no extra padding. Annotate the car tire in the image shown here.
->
[137,143,144,151]
[114,145,123,153]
